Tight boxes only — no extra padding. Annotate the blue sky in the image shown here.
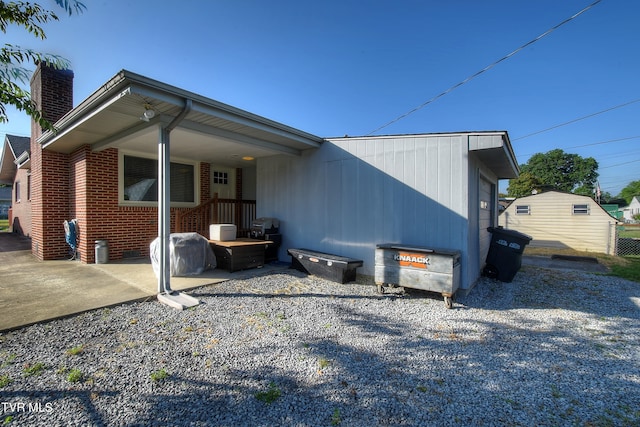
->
[2,0,639,196]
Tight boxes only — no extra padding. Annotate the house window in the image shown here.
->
[27,172,31,201]
[213,171,228,185]
[572,204,590,215]
[121,154,196,205]
[15,181,20,202]
[515,205,530,215]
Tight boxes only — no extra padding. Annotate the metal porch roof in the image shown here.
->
[38,70,324,166]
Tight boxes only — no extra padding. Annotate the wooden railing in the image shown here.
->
[175,194,256,238]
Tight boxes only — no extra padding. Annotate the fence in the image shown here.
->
[616,225,640,256]
[617,238,640,256]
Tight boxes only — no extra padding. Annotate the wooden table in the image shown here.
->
[209,238,273,272]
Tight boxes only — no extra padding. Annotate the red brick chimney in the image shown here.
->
[30,62,74,137]
[29,62,74,260]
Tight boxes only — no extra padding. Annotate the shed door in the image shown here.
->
[479,176,494,267]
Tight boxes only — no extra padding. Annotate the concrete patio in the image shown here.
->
[0,232,286,332]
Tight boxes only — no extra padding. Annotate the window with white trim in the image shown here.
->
[515,205,530,215]
[572,204,590,215]
[213,171,228,185]
[120,153,197,206]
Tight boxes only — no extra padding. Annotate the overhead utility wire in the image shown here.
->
[599,158,640,169]
[516,135,640,158]
[366,0,602,136]
[513,98,640,141]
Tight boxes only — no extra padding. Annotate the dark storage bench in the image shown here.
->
[288,248,363,284]
[209,238,272,272]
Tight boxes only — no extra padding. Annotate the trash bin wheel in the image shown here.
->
[483,264,498,279]
[444,296,453,309]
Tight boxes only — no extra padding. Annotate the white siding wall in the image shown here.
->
[258,135,484,289]
[499,191,617,254]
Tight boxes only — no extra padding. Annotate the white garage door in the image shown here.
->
[479,177,494,267]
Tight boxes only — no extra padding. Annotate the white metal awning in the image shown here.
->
[38,70,324,166]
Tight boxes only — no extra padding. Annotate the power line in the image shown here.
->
[516,135,640,158]
[513,98,640,141]
[599,158,640,169]
[366,0,602,136]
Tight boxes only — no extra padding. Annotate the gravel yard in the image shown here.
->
[1,265,639,426]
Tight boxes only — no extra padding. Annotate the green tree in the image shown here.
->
[618,180,640,205]
[1,0,85,130]
[507,149,598,196]
[506,171,542,197]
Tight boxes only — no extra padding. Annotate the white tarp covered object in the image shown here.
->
[150,232,216,277]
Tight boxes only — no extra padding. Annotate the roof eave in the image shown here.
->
[38,70,324,152]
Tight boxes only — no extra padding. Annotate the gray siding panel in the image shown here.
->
[258,134,480,289]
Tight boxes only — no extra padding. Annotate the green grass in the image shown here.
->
[66,345,84,356]
[66,368,83,383]
[150,368,169,382]
[0,375,12,388]
[524,246,640,282]
[23,362,46,376]
[618,229,640,238]
[0,219,8,232]
[608,257,640,282]
[331,408,342,425]
[255,382,281,404]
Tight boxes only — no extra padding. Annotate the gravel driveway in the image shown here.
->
[1,264,638,426]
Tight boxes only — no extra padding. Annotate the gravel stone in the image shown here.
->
[0,265,638,426]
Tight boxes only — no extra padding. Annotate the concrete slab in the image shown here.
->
[521,255,609,273]
[0,233,287,332]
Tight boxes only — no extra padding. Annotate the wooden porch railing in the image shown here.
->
[175,193,257,238]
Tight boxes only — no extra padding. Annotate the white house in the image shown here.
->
[621,196,640,222]
[499,191,619,255]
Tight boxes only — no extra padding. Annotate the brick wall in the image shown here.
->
[30,63,74,124]
[29,62,212,262]
[29,63,74,260]
[235,168,243,200]
[201,162,210,200]
[10,169,32,236]
[70,147,211,263]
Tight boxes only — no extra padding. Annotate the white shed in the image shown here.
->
[258,131,519,293]
[499,191,619,255]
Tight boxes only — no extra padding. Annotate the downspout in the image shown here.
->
[158,98,192,295]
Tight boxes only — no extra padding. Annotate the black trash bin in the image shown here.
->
[483,227,532,282]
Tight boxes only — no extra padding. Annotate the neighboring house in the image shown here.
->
[499,191,619,255]
[0,134,31,229]
[0,186,11,219]
[601,204,623,220]
[621,196,640,222]
[498,197,515,212]
[14,63,519,293]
